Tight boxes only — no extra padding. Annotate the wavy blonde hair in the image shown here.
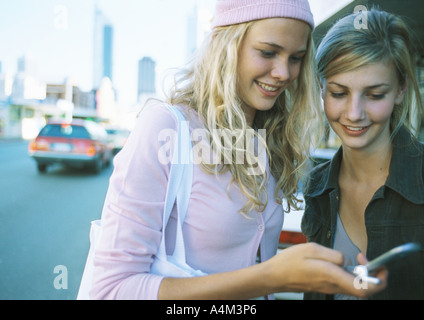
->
[166,21,323,215]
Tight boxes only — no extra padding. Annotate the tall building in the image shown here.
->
[93,6,114,90]
[0,72,13,101]
[0,60,12,101]
[12,55,45,101]
[103,24,113,82]
[137,56,156,100]
[186,3,214,60]
[17,54,38,77]
[186,6,198,60]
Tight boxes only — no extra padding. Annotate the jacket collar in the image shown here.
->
[305,147,342,198]
[306,127,424,204]
[385,127,424,204]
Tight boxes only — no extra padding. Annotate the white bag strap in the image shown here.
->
[156,105,192,263]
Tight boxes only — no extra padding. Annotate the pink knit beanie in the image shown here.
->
[212,0,315,29]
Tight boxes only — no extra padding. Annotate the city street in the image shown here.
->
[0,139,113,299]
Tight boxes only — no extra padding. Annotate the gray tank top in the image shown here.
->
[333,213,362,300]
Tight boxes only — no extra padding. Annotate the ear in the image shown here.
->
[395,76,408,105]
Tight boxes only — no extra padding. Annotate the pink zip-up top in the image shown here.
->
[90,103,284,299]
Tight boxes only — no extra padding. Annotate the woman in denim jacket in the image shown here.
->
[302,8,424,299]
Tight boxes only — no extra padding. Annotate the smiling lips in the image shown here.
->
[255,80,282,97]
[342,125,371,136]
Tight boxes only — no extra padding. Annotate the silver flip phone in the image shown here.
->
[346,242,422,284]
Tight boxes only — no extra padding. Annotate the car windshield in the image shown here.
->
[39,124,91,139]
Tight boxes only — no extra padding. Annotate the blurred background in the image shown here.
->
[0,0,423,300]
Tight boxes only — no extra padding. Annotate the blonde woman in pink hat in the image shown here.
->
[89,0,387,300]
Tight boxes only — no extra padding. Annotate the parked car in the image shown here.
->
[28,119,114,173]
[104,126,130,154]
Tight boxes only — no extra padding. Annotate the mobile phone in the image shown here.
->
[366,242,421,273]
[346,242,422,284]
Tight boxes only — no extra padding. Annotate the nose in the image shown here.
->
[346,95,366,122]
[270,58,290,82]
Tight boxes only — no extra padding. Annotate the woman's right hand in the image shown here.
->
[158,242,387,300]
[263,242,388,298]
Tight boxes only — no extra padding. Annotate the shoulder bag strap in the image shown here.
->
[156,105,193,262]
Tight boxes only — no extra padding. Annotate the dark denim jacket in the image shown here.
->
[301,127,424,300]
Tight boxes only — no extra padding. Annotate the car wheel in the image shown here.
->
[37,164,47,173]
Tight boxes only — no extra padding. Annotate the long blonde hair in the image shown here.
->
[167,21,322,215]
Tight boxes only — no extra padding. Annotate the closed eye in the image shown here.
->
[289,55,305,64]
[260,50,276,58]
[330,92,346,98]
[369,93,386,100]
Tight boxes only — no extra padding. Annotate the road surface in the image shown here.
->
[0,140,113,299]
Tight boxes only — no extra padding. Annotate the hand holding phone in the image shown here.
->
[346,242,422,284]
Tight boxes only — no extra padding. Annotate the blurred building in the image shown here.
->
[0,5,118,140]
[186,6,198,60]
[17,54,37,77]
[45,81,97,118]
[93,7,114,90]
[12,54,46,102]
[0,56,98,139]
[0,72,13,101]
[0,55,46,138]
[96,77,116,121]
[137,56,156,101]
[186,3,214,60]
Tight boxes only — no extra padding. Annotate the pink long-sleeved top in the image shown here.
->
[90,103,284,299]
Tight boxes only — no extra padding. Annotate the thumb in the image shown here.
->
[357,252,368,265]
